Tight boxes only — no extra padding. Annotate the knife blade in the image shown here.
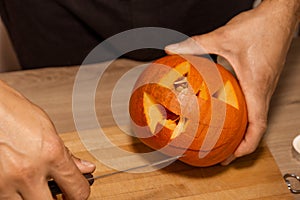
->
[49,155,182,196]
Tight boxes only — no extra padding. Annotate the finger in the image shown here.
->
[0,190,23,200]
[164,33,221,56]
[71,155,96,174]
[50,149,91,200]
[19,180,53,200]
[2,194,23,200]
[221,111,267,166]
[220,154,236,166]
[221,101,267,166]
[234,121,267,158]
[236,89,269,157]
[220,122,266,166]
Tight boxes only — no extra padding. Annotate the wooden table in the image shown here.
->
[1,39,299,199]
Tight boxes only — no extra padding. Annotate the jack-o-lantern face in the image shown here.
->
[129,55,248,167]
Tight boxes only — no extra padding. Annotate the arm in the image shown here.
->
[0,80,95,199]
[165,0,300,164]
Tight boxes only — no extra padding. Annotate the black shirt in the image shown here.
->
[0,0,255,69]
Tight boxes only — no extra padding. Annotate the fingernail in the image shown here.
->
[165,44,180,52]
[81,159,95,168]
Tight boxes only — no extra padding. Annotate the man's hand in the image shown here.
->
[0,80,95,199]
[165,0,300,165]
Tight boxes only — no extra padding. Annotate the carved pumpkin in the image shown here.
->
[129,55,248,166]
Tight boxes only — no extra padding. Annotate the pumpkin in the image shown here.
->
[129,55,248,166]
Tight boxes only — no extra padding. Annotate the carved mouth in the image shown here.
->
[143,92,188,139]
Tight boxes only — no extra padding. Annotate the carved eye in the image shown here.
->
[213,80,239,109]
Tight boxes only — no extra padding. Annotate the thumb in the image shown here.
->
[65,147,96,173]
[71,155,96,174]
[165,33,220,55]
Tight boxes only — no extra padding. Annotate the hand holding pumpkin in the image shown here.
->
[165,0,300,165]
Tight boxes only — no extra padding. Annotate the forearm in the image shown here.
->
[287,0,300,18]
[248,0,299,76]
[278,0,300,19]
[259,0,300,33]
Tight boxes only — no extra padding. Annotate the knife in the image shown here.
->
[48,155,182,196]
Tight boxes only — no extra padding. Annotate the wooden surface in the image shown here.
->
[0,38,299,199]
[62,130,290,200]
[266,38,300,176]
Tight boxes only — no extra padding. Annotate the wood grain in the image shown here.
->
[266,39,300,177]
[61,129,292,200]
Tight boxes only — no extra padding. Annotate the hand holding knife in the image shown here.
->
[48,155,182,196]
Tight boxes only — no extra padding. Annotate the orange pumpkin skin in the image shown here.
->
[129,55,248,167]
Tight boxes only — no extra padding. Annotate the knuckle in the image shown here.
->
[43,137,66,163]
[216,28,232,40]
[190,35,201,42]
[260,123,267,132]
[11,164,37,186]
[256,120,268,134]
[213,28,235,53]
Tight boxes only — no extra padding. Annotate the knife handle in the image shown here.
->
[48,173,94,196]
